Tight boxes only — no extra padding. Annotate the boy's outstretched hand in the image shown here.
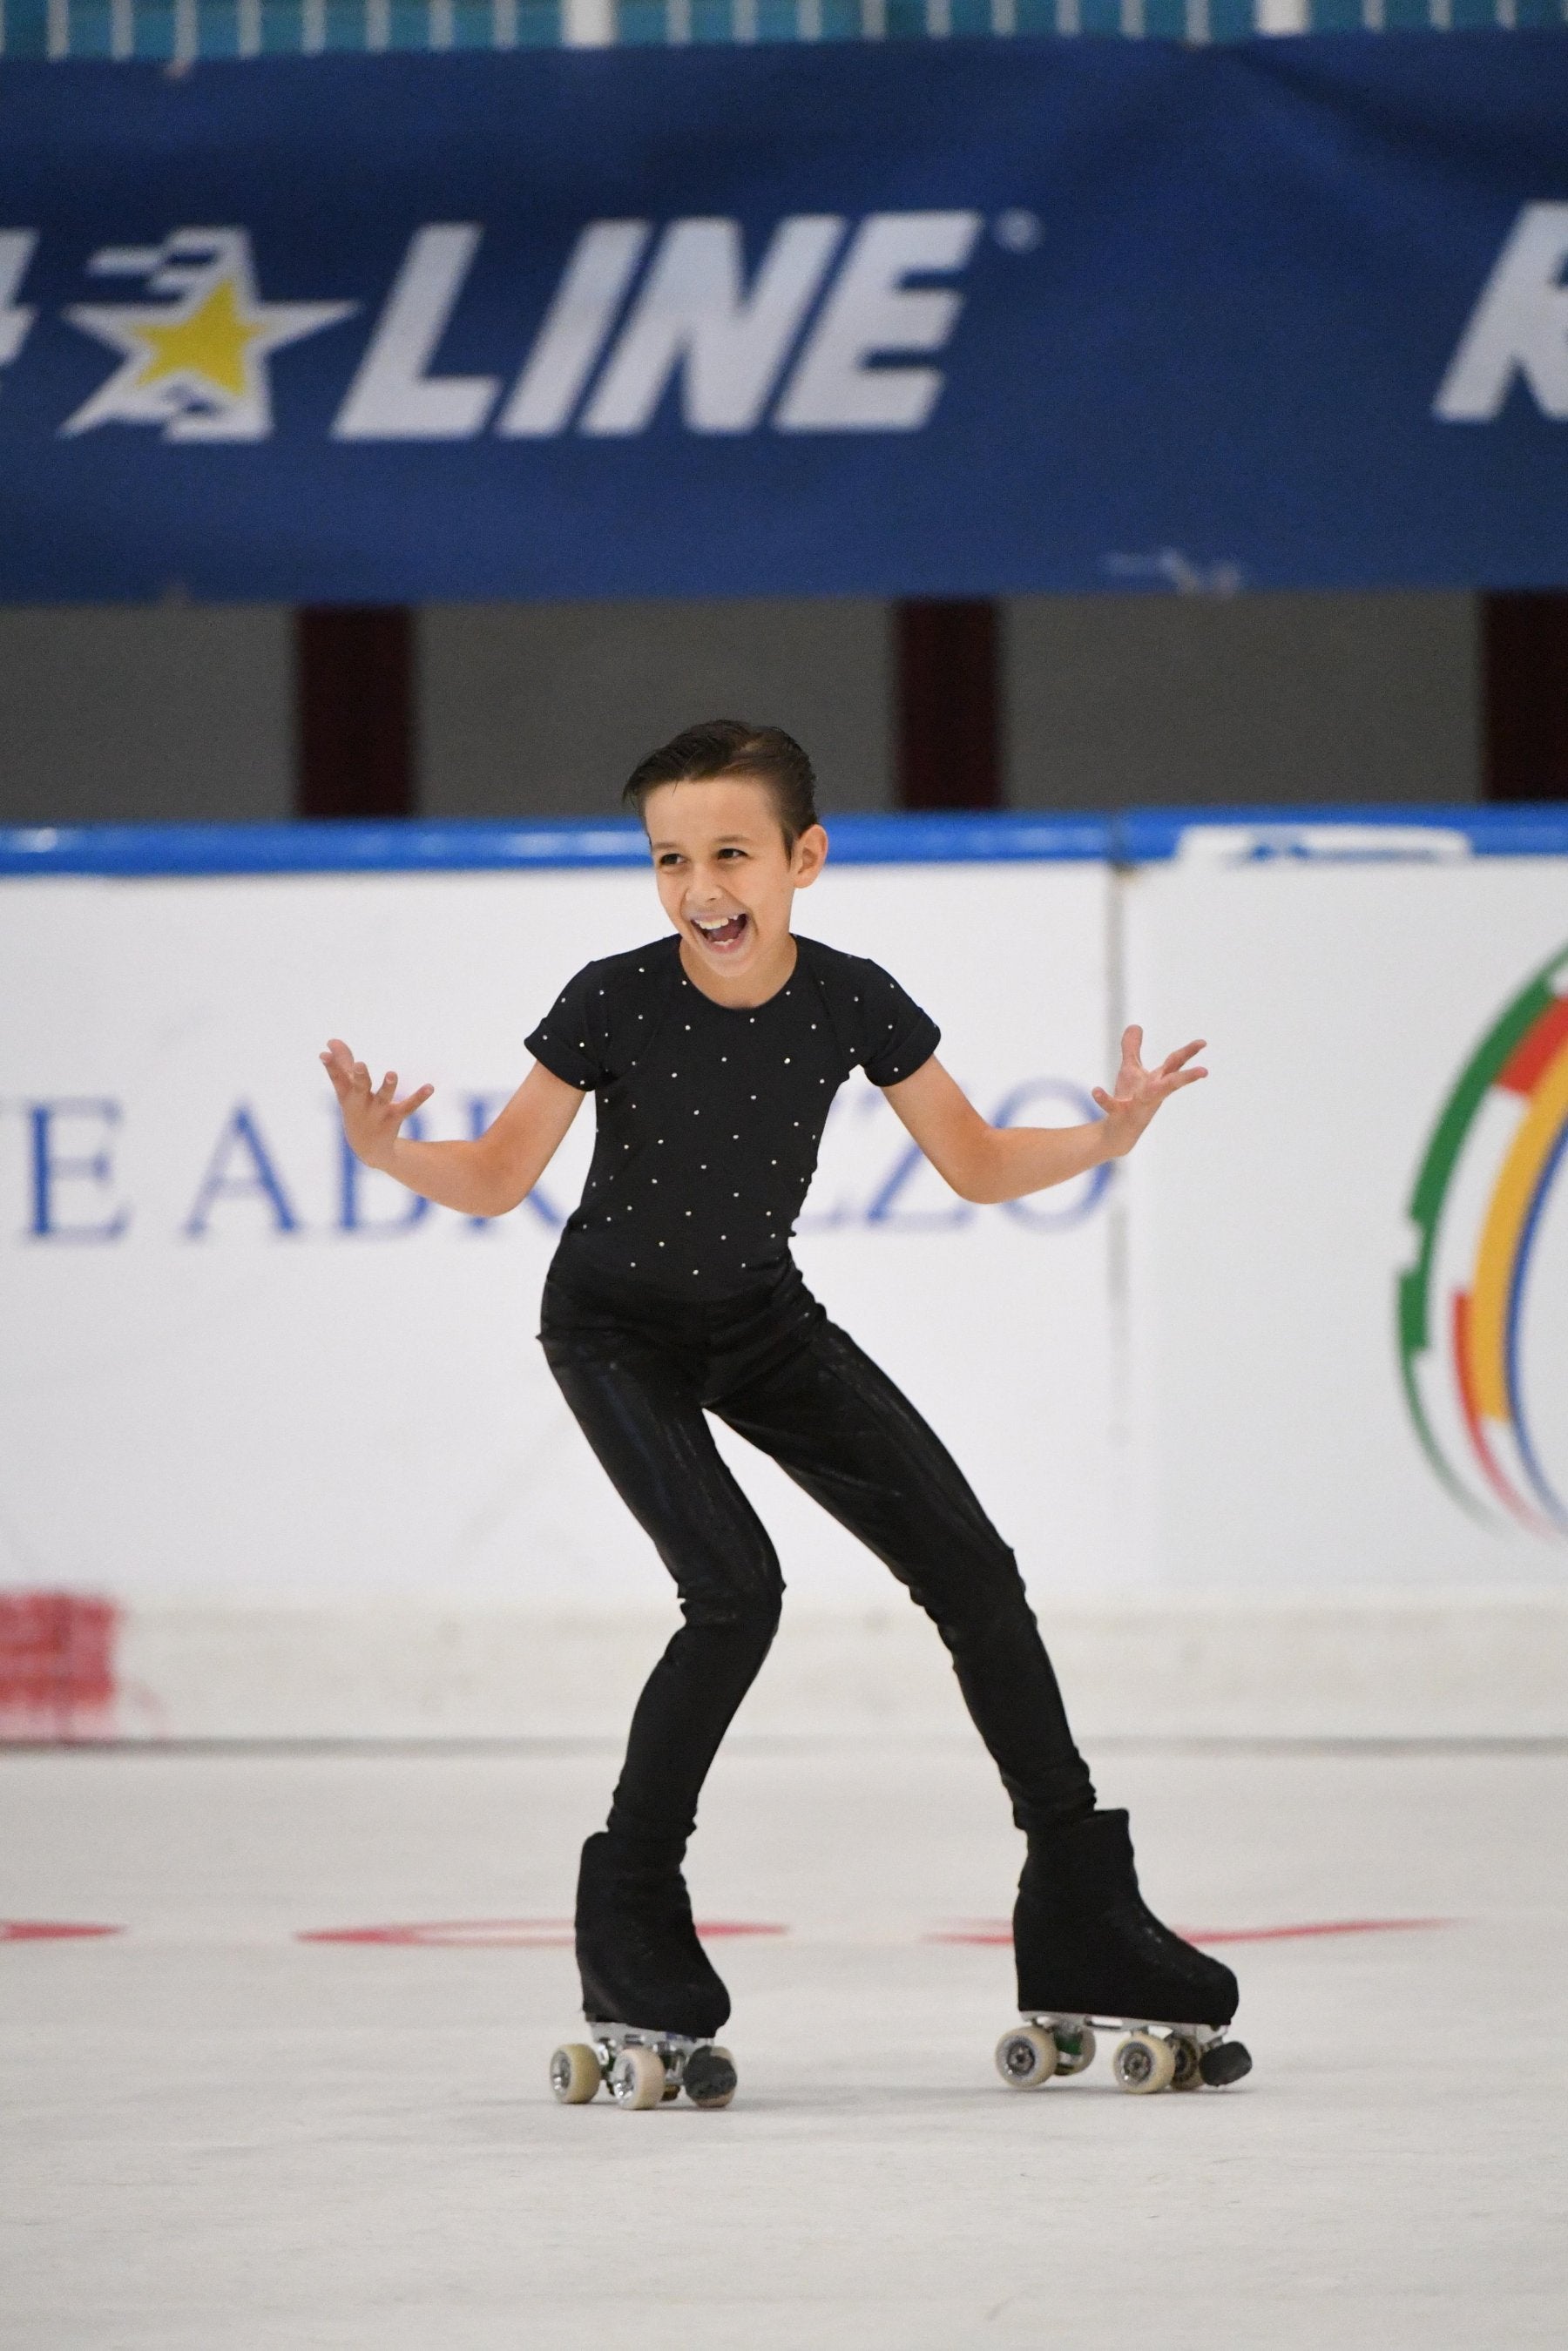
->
[1091,1025,1207,1158]
[321,1037,434,1170]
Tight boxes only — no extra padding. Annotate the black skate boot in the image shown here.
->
[997,1809,1252,2097]
[549,1834,738,2111]
[575,1830,731,2035]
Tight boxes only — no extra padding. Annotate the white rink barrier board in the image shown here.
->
[1120,814,1568,1599]
[2,808,1565,1740]
[0,826,1115,1613]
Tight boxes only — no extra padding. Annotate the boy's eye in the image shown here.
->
[656,853,685,868]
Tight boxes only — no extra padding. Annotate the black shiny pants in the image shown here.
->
[540,1256,1095,1861]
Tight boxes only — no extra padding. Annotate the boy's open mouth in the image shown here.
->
[691,913,749,951]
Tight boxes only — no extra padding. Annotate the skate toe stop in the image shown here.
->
[684,2045,739,2108]
[1198,2039,1253,2088]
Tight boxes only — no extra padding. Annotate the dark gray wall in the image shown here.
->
[0,589,1483,826]
[1006,591,1481,807]
[417,598,893,820]
[0,605,294,825]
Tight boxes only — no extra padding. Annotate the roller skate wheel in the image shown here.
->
[1198,2038,1253,2089]
[608,2046,666,2110]
[1112,2031,1177,2095]
[1166,2032,1204,2091]
[1051,2026,1097,2077]
[683,2044,739,2110]
[550,2043,602,2105]
[995,2024,1058,2090]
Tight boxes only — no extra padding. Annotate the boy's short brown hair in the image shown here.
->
[623,720,819,850]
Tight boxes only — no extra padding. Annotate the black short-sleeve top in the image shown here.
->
[524,933,940,1297]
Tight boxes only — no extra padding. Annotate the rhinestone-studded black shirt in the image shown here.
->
[524,933,940,1299]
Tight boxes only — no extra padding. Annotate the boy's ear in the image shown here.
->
[793,824,828,888]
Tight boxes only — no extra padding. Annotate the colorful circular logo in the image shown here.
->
[1398,942,1568,1537]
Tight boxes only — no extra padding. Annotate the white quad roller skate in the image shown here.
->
[995,2013,1252,2097]
[998,1809,1253,2098]
[551,1833,739,2114]
[550,2023,738,2111]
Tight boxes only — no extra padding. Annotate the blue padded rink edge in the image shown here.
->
[1,805,1566,876]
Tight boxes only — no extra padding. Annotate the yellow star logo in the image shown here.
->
[134,273,259,403]
[64,229,355,443]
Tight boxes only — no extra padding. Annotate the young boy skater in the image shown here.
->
[322,720,1248,2108]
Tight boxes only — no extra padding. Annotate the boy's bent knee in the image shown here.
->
[921,1562,1038,1651]
[682,1586,783,1645]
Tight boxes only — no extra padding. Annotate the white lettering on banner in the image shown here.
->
[497,221,652,438]
[580,217,845,436]
[0,232,38,370]
[333,225,500,442]
[1435,203,1568,422]
[775,211,983,433]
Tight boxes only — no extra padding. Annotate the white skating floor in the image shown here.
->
[4,1736,1565,2350]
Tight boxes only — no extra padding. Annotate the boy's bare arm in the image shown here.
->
[883,1028,1206,1206]
[321,1043,585,1217]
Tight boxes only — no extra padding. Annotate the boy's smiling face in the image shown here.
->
[644,775,827,1004]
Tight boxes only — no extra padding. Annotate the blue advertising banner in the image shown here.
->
[0,32,1565,601]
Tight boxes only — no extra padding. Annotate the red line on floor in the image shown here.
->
[1178,1917,1455,1945]
[299,1920,575,1948]
[296,1918,789,1948]
[925,1917,1455,1948]
[1,1921,125,1941]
